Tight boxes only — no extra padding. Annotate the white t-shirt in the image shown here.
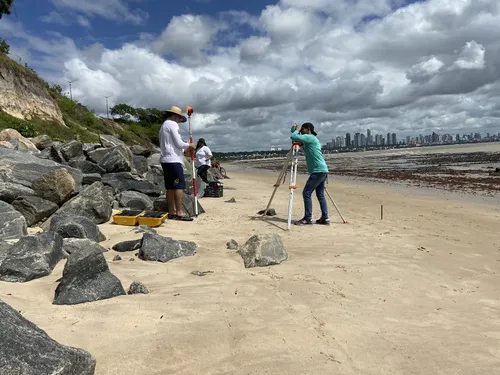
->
[159,119,190,164]
[195,145,212,168]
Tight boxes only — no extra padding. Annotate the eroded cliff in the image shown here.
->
[0,54,65,125]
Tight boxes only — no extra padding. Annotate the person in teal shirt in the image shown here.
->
[290,122,330,225]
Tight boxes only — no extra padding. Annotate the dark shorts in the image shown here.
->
[161,162,185,190]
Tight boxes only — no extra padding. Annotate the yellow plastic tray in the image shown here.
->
[112,210,144,226]
[137,211,168,227]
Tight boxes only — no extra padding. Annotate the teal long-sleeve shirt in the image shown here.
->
[290,129,329,174]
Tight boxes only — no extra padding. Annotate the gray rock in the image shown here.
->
[48,142,66,163]
[32,168,77,205]
[87,148,108,164]
[98,145,132,173]
[99,134,125,148]
[0,231,64,282]
[31,134,53,150]
[227,239,239,250]
[113,254,122,261]
[118,191,153,210]
[112,238,142,252]
[83,143,101,155]
[82,173,102,185]
[127,281,149,294]
[0,298,96,375]
[62,238,108,258]
[55,182,113,224]
[145,165,164,186]
[53,244,126,305]
[48,214,106,242]
[0,182,34,203]
[0,201,28,240]
[0,240,12,264]
[61,140,84,161]
[102,172,162,196]
[0,148,82,191]
[69,160,106,175]
[134,225,157,235]
[130,145,152,157]
[225,197,236,203]
[146,153,161,167]
[12,196,58,227]
[138,232,197,263]
[238,233,288,268]
[133,155,149,175]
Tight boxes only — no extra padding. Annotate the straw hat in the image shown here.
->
[165,105,187,123]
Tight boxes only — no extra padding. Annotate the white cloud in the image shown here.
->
[452,41,485,69]
[3,0,500,151]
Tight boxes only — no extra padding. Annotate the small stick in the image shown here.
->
[381,205,383,220]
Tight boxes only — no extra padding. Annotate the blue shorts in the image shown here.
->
[161,162,185,190]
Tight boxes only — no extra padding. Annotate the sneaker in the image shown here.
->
[293,218,313,225]
[315,217,330,225]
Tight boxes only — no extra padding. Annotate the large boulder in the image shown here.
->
[11,196,58,227]
[60,140,84,161]
[62,238,108,257]
[48,214,106,242]
[133,155,149,175]
[31,134,53,150]
[0,148,82,190]
[237,233,288,268]
[53,244,126,305]
[102,172,162,196]
[138,232,197,263]
[0,298,96,374]
[69,160,106,175]
[0,231,64,282]
[118,191,153,210]
[54,182,114,224]
[0,182,35,203]
[0,201,28,240]
[98,145,133,173]
[0,128,39,152]
[32,168,76,205]
[99,134,125,148]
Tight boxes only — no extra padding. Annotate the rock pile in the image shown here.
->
[0,130,219,236]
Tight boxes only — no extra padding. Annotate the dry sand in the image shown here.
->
[1,169,500,374]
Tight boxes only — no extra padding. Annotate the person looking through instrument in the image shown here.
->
[290,122,330,225]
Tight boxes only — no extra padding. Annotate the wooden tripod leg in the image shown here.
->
[325,187,348,224]
[263,147,293,216]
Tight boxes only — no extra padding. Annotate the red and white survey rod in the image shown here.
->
[186,106,198,216]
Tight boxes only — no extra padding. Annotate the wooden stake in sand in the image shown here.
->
[381,204,384,220]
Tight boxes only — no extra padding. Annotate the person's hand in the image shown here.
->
[291,124,300,132]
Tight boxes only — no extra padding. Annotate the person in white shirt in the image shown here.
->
[195,138,212,183]
[159,105,195,221]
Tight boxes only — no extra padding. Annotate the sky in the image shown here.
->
[1,0,500,152]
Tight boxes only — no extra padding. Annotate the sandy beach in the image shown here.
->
[1,168,500,374]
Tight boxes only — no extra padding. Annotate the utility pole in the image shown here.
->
[67,79,77,101]
[104,95,112,119]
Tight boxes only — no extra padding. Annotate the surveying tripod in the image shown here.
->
[262,142,348,231]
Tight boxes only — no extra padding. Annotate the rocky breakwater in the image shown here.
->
[0,53,65,124]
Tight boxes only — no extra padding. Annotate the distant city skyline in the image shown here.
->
[324,129,500,150]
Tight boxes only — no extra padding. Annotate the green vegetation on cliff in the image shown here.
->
[0,52,160,146]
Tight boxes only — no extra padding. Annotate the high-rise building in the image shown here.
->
[392,133,397,145]
[387,132,391,145]
[345,133,351,148]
